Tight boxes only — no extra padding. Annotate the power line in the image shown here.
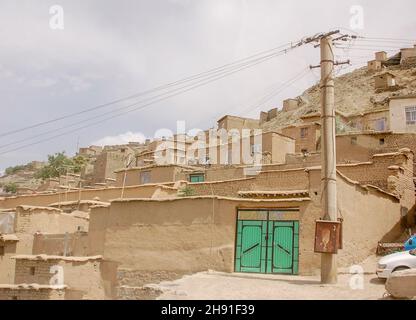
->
[0,30,352,155]
[0,45,301,151]
[0,41,298,139]
[0,44,306,155]
[239,68,310,116]
[192,67,312,128]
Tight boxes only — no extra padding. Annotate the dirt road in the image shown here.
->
[148,271,388,300]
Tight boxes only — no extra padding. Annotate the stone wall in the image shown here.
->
[0,286,66,300]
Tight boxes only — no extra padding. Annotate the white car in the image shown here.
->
[377,249,416,279]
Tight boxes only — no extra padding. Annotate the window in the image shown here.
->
[0,246,4,256]
[30,267,35,275]
[301,149,308,155]
[189,174,205,183]
[227,148,233,165]
[300,127,308,139]
[351,137,357,145]
[379,138,385,145]
[406,106,416,125]
[251,144,261,155]
[140,171,151,184]
[374,118,386,132]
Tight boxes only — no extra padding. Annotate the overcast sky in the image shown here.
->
[0,0,415,171]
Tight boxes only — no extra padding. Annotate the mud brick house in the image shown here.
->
[217,115,260,132]
[89,168,405,296]
[282,98,300,112]
[114,164,200,187]
[374,72,397,91]
[389,95,416,133]
[346,109,390,133]
[367,51,388,72]
[368,60,383,72]
[11,255,115,300]
[281,122,321,154]
[0,234,19,284]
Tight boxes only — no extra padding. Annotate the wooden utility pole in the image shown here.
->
[320,35,338,284]
[121,154,134,199]
[310,31,349,284]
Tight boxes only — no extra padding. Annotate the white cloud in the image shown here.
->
[91,131,146,146]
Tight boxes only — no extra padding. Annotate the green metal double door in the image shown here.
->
[235,212,299,275]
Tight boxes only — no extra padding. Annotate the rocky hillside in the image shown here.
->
[0,162,45,193]
[262,57,416,131]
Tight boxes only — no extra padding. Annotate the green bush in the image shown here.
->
[35,152,86,180]
[5,165,27,175]
[3,182,18,194]
[178,186,196,197]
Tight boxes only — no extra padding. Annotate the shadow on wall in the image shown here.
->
[380,219,407,243]
[407,203,416,228]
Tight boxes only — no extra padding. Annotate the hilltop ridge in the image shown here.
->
[262,60,416,131]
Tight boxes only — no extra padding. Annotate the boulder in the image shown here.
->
[386,269,416,299]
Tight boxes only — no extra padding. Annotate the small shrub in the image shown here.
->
[3,182,18,194]
[178,186,195,197]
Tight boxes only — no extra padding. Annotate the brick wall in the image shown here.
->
[189,178,256,197]
[337,151,415,208]
[190,169,309,197]
[282,124,320,153]
[337,133,416,174]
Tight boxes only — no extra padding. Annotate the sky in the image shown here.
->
[0,0,415,171]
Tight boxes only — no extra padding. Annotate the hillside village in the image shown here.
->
[0,45,416,299]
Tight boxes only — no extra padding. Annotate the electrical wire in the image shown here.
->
[0,41,299,138]
[0,44,303,151]
[239,68,310,116]
[0,44,306,155]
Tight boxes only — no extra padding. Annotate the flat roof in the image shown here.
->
[389,94,416,100]
[12,254,103,262]
[238,190,309,198]
[0,234,19,242]
[217,114,259,123]
[115,163,201,173]
[0,284,67,290]
[374,71,396,78]
[111,195,311,204]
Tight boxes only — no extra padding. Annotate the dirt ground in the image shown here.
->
[147,255,393,300]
